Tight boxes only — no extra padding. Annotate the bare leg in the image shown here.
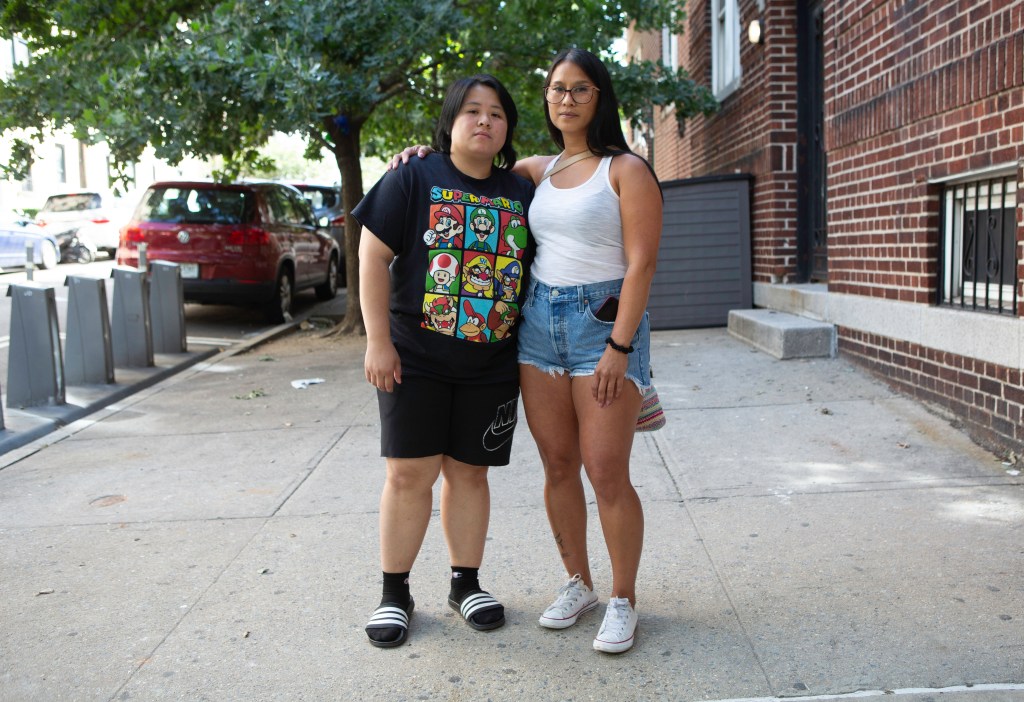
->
[440,457,490,567]
[520,364,592,589]
[379,455,443,573]
[573,379,644,605]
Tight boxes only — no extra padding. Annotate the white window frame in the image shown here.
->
[711,0,742,99]
[940,169,1019,313]
[661,26,679,73]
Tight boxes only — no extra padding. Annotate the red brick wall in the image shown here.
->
[651,0,804,283]
[839,327,1024,453]
[628,1,1024,455]
[827,0,1024,301]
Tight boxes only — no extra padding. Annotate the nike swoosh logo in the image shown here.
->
[482,418,517,452]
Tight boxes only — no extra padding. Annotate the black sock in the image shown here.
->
[366,571,411,644]
[449,566,480,600]
[382,571,411,609]
[450,566,503,626]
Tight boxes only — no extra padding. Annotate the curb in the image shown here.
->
[0,317,302,467]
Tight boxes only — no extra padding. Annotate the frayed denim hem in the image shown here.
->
[519,363,650,395]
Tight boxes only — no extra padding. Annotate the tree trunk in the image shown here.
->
[328,117,366,335]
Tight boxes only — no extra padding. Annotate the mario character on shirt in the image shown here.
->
[466,207,498,252]
[498,214,527,259]
[426,251,461,294]
[459,299,490,342]
[488,300,519,341]
[495,258,521,302]
[422,294,458,336]
[423,205,464,249]
[461,253,494,299]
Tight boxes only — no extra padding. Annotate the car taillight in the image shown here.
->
[228,227,271,245]
[90,217,110,224]
[330,214,345,226]
[123,227,145,243]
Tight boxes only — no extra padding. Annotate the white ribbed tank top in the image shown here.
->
[528,155,625,286]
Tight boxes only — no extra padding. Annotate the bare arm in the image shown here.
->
[388,147,555,186]
[592,154,662,407]
[359,227,402,391]
[512,155,556,185]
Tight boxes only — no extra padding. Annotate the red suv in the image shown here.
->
[117,181,340,322]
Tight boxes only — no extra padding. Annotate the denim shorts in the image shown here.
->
[517,277,651,391]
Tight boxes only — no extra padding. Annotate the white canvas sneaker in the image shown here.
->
[538,574,599,629]
[592,597,638,653]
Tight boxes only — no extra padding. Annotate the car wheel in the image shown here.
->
[315,255,339,301]
[266,268,294,323]
[37,241,59,270]
[76,246,95,264]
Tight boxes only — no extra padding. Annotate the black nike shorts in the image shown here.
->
[377,375,520,466]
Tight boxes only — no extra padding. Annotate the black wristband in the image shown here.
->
[605,336,634,354]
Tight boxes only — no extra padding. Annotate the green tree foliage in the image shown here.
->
[0,0,716,332]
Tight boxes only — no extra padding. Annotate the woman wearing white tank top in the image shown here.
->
[513,48,662,655]
[389,48,662,654]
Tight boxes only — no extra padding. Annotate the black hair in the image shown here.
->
[543,48,661,197]
[433,74,518,170]
[542,48,631,156]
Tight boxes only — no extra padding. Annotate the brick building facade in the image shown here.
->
[628,1,1024,455]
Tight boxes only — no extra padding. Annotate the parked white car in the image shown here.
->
[74,196,141,258]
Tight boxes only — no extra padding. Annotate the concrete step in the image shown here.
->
[727,308,836,359]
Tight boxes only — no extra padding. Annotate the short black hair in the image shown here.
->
[433,74,518,170]
[542,48,630,156]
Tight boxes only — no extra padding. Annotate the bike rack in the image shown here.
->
[149,262,186,354]
[64,276,115,385]
[110,267,154,368]
[5,283,65,409]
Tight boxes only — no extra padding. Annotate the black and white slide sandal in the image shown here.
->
[448,590,506,631]
[365,598,415,648]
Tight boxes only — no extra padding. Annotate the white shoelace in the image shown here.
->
[599,599,633,637]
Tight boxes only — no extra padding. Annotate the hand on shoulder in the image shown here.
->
[388,145,432,171]
[514,155,557,185]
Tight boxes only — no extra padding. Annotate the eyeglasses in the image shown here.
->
[543,85,600,104]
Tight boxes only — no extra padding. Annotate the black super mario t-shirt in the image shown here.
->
[352,153,534,383]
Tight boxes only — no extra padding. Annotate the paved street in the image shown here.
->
[0,315,1021,701]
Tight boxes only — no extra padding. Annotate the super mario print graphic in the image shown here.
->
[423,294,458,336]
[461,253,495,299]
[420,188,528,343]
[466,207,499,252]
[426,250,461,294]
[423,205,465,249]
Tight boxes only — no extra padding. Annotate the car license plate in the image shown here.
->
[179,263,199,279]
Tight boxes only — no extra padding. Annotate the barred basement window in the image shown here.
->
[939,175,1019,314]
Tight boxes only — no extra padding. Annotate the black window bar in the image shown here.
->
[939,175,1019,315]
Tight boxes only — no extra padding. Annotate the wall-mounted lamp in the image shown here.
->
[747,18,764,45]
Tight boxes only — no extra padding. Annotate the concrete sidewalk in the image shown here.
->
[0,322,1022,702]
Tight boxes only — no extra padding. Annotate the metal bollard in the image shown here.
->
[5,283,65,408]
[149,261,187,353]
[110,267,154,368]
[64,276,115,385]
[25,241,34,281]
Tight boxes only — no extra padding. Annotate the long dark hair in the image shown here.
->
[433,74,518,170]
[542,48,630,156]
[543,48,661,196]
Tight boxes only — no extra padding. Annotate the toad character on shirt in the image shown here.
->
[428,252,460,294]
